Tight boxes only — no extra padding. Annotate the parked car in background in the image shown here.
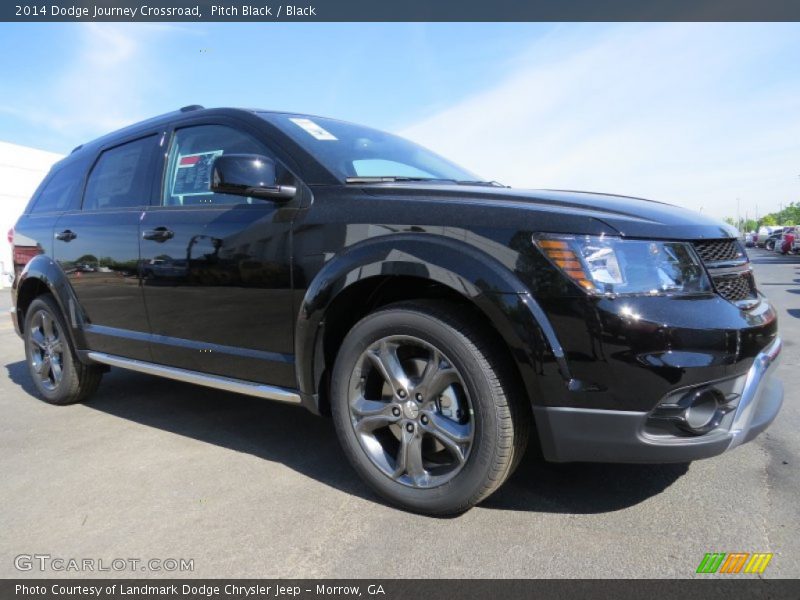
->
[744,231,755,247]
[779,227,797,254]
[764,227,792,251]
[756,225,784,248]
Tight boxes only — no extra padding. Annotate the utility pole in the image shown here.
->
[737,198,741,234]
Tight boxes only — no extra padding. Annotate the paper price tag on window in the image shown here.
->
[289,118,337,141]
[172,150,223,196]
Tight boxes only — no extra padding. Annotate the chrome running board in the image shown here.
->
[86,352,302,404]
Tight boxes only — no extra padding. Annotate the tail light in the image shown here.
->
[10,226,39,268]
[14,248,38,267]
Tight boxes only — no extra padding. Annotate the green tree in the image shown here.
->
[75,254,98,265]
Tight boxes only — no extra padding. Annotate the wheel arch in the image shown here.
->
[14,255,87,352]
[294,234,566,416]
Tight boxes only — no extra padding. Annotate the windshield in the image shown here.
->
[259,113,481,183]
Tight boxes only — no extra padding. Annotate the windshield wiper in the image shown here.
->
[344,176,507,187]
[456,180,507,187]
[345,176,457,184]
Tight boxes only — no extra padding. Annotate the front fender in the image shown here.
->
[294,234,572,410]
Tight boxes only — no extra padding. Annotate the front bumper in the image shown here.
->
[536,336,783,463]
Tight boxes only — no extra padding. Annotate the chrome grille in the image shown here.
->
[692,239,743,263]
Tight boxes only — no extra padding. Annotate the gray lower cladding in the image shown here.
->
[535,337,784,463]
[86,352,302,404]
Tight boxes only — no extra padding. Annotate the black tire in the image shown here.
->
[765,240,775,251]
[23,295,103,405]
[330,300,530,515]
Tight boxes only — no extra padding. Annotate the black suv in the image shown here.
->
[10,107,783,515]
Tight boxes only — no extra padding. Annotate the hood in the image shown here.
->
[361,184,736,240]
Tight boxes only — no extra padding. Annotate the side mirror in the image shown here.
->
[210,154,296,201]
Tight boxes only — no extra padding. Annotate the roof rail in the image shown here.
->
[71,144,83,154]
[179,104,205,112]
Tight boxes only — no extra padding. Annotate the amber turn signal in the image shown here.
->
[533,238,595,292]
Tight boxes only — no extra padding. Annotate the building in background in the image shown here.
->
[0,142,62,287]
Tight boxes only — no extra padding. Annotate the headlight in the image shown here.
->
[533,234,711,296]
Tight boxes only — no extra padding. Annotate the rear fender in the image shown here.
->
[14,254,88,352]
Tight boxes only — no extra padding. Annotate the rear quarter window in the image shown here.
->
[28,161,85,214]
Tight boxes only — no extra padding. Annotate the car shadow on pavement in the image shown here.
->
[5,359,688,516]
[483,452,689,514]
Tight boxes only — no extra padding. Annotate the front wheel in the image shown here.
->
[330,301,529,515]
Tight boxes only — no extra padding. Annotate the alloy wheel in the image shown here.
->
[347,335,474,488]
[28,309,65,392]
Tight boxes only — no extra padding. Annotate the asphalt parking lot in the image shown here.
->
[1,249,798,579]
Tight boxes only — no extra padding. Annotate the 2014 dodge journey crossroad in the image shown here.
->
[10,106,783,514]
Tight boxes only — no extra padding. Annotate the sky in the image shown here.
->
[0,22,798,221]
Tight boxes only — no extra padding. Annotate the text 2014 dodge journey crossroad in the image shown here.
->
[10,106,783,514]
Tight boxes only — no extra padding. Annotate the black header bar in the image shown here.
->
[4,0,800,22]
[4,579,800,600]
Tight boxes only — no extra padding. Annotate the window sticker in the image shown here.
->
[289,118,338,141]
[172,150,224,196]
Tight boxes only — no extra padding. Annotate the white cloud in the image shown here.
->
[1,24,179,147]
[401,24,800,221]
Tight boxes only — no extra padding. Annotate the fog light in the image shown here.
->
[677,388,730,435]
[650,386,736,436]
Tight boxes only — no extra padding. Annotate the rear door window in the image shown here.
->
[83,135,158,210]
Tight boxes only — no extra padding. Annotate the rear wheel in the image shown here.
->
[23,295,103,405]
[330,301,529,515]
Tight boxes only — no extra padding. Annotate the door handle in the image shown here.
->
[55,229,77,242]
[142,227,174,242]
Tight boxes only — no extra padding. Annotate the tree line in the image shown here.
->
[724,201,800,232]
